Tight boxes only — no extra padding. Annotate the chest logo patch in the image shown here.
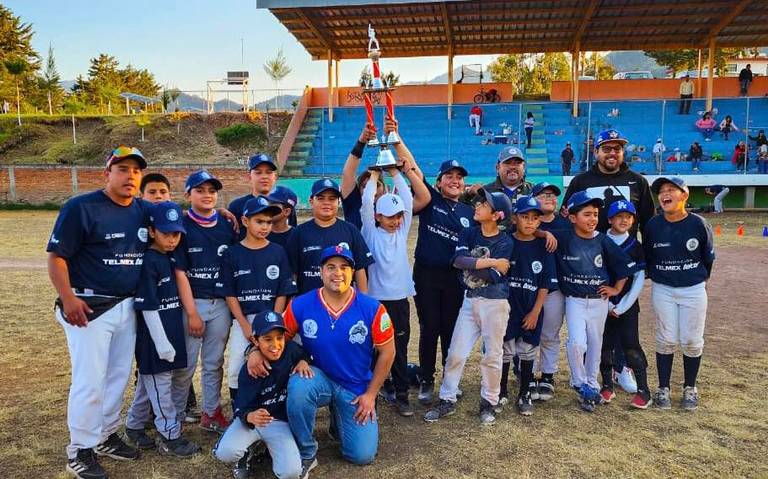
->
[460,217,470,228]
[349,320,368,344]
[266,265,280,280]
[531,261,543,274]
[217,244,229,256]
[686,238,699,251]
[303,319,318,339]
[594,254,603,268]
[137,228,148,243]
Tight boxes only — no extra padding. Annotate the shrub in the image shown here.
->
[214,123,267,150]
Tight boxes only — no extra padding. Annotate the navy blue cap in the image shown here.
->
[437,159,469,178]
[567,190,604,213]
[498,145,525,163]
[514,195,543,214]
[607,199,637,219]
[243,195,282,217]
[185,170,222,193]
[267,185,298,208]
[149,201,186,234]
[248,153,277,171]
[311,178,341,197]
[250,310,287,337]
[651,176,689,195]
[532,181,561,197]
[319,245,355,268]
[595,129,628,147]
[477,188,513,222]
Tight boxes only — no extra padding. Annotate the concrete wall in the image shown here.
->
[550,77,768,101]
[308,82,514,107]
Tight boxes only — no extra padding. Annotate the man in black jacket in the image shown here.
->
[739,64,753,96]
[563,129,654,235]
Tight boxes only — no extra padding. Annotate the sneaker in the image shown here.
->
[494,395,508,414]
[66,448,107,479]
[599,386,616,404]
[418,381,435,405]
[616,367,638,394]
[300,457,318,479]
[395,396,414,417]
[423,399,456,423]
[456,388,464,400]
[379,379,396,404]
[528,381,540,401]
[200,406,230,433]
[157,436,200,457]
[517,392,534,416]
[577,385,597,413]
[537,377,555,402]
[682,386,699,411]
[125,428,154,450]
[184,406,201,424]
[95,432,139,461]
[479,399,496,425]
[630,390,653,410]
[232,453,250,479]
[653,387,672,410]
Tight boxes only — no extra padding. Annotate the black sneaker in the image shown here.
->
[517,391,534,416]
[232,453,250,479]
[300,457,318,479]
[95,433,139,461]
[537,377,555,401]
[157,436,201,458]
[479,398,496,426]
[125,428,154,450]
[395,395,414,417]
[423,399,456,422]
[418,381,435,405]
[378,379,396,404]
[66,448,107,479]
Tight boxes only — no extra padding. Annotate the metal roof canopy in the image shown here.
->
[257,0,768,60]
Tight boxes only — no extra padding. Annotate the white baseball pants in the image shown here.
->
[651,281,707,357]
[226,315,255,389]
[469,114,481,134]
[714,188,729,213]
[565,296,609,390]
[537,290,566,374]
[126,371,181,441]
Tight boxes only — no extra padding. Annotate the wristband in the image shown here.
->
[351,141,366,159]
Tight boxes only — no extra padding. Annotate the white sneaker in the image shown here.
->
[616,367,638,394]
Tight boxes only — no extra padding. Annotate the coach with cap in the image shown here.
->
[563,129,654,234]
[476,145,533,201]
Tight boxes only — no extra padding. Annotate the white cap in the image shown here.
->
[376,193,405,217]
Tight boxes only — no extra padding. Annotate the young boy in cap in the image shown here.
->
[125,201,201,457]
[173,170,237,433]
[266,186,298,248]
[340,124,387,229]
[499,196,557,415]
[553,191,635,412]
[229,154,280,238]
[645,177,715,411]
[424,188,514,426]
[214,310,312,479]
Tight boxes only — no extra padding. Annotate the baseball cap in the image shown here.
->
[651,176,689,195]
[250,310,287,337]
[319,244,355,268]
[149,201,186,234]
[106,146,147,170]
[267,185,298,208]
[376,193,405,217]
[248,153,277,171]
[532,181,561,197]
[514,195,543,215]
[185,170,223,193]
[498,146,525,163]
[311,178,341,197]
[476,188,513,221]
[567,190,604,213]
[437,159,469,178]
[595,129,628,147]
[243,195,282,217]
[607,199,637,219]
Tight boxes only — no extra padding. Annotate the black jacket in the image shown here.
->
[563,162,654,235]
[739,68,753,82]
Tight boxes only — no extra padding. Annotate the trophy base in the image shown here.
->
[367,147,401,171]
[362,86,396,94]
[368,161,404,171]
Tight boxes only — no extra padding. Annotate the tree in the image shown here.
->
[37,44,64,114]
[0,5,41,115]
[74,54,160,113]
[3,57,27,125]
[263,47,292,109]
[489,53,571,95]
[581,52,615,80]
[643,48,746,76]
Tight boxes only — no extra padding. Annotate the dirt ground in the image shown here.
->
[0,211,766,479]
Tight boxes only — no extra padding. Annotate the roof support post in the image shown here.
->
[706,38,715,112]
[327,50,334,123]
[447,47,454,120]
[697,49,703,98]
[572,43,581,117]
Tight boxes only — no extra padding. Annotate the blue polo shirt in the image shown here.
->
[414,181,476,268]
[643,213,715,287]
[174,217,237,299]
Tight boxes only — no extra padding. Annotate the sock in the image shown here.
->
[634,367,649,393]
[656,353,674,389]
[229,387,238,411]
[541,372,553,382]
[683,355,702,388]
[500,362,510,398]
[519,359,534,397]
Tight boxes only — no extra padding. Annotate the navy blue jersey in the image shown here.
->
[453,227,514,300]
[218,242,297,314]
[285,219,374,293]
[174,217,237,299]
[414,180,476,268]
[342,188,363,230]
[234,341,307,424]
[228,194,254,241]
[552,230,635,297]
[267,228,292,248]
[538,214,572,233]
[611,235,645,304]
[134,249,187,375]
[46,191,150,297]
[505,236,557,344]
[643,213,715,287]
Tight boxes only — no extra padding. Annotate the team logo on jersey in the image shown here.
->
[166,209,179,221]
[594,254,603,267]
[266,265,280,280]
[266,312,278,323]
[217,244,229,256]
[686,238,699,251]
[379,313,392,332]
[531,261,543,274]
[338,242,350,250]
[302,319,318,339]
[460,217,470,228]
[349,321,368,344]
[137,228,148,243]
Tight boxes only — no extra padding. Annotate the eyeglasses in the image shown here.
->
[536,193,558,199]
[599,145,623,153]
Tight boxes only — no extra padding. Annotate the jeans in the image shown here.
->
[701,128,713,140]
[525,127,533,147]
[287,367,378,465]
[740,79,750,95]
[714,187,729,213]
[759,159,768,174]
[691,156,701,170]
[215,419,301,479]
[679,94,692,114]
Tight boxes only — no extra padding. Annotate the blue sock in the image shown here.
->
[683,355,701,388]
[656,353,674,389]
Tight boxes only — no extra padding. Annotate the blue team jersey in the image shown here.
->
[643,213,715,287]
[267,229,292,248]
[218,242,297,314]
[552,229,635,297]
[538,214,572,233]
[284,289,394,395]
[228,194,255,241]
[453,226,514,300]
[611,235,645,304]
[505,236,558,345]
[285,219,374,294]
[342,188,363,230]
[414,181,476,268]
[134,249,187,375]
[174,217,237,299]
[46,191,151,297]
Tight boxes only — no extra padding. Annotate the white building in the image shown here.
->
[724,57,768,77]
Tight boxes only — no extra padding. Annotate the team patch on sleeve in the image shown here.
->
[372,305,394,345]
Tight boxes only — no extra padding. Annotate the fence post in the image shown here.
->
[744,96,750,175]
[8,166,16,202]
[71,166,79,195]
[660,99,666,140]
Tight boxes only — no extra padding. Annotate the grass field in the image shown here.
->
[0,210,766,479]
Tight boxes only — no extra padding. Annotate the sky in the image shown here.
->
[5,0,498,95]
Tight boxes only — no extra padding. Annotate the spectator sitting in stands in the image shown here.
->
[695,112,716,141]
[469,105,483,135]
[718,115,739,141]
[758,143,768,174]
[748,129,768,148]
[690,141,703,172]
[732,141,747,170]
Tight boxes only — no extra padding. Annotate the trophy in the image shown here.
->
[363,24,401,171]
